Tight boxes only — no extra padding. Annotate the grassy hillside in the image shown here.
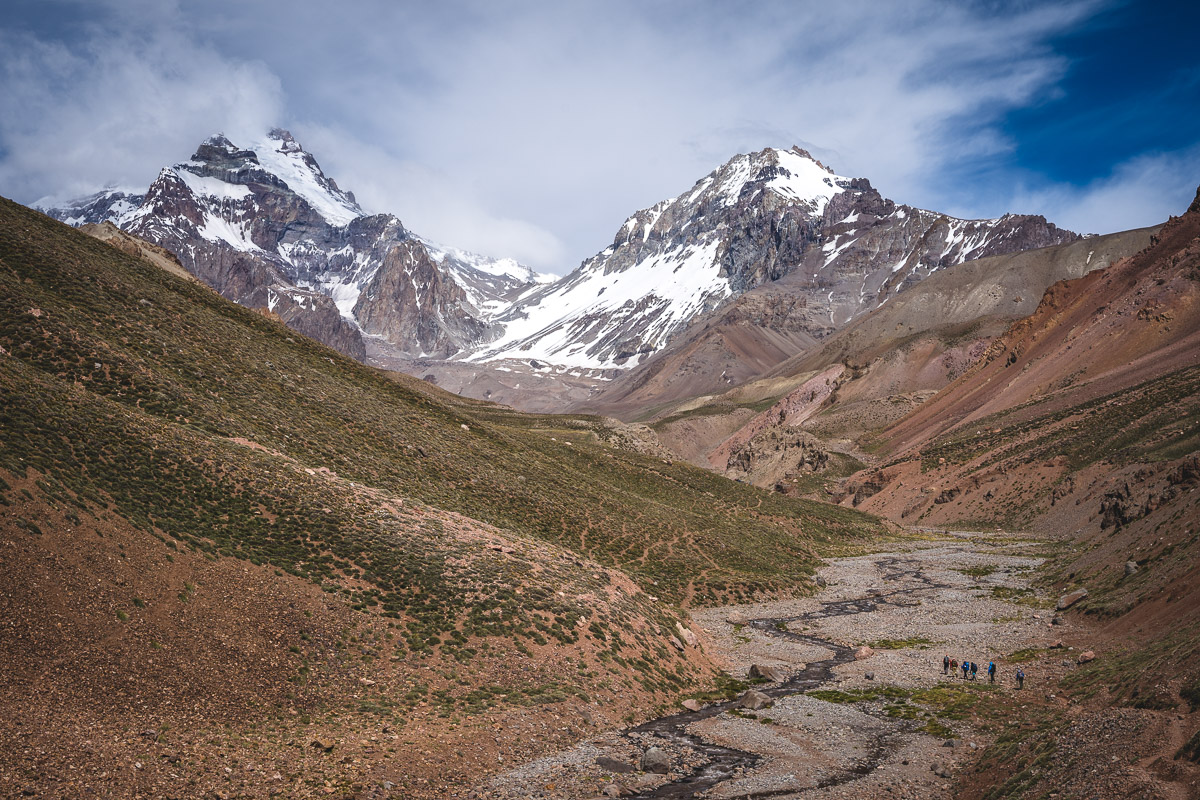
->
[0,196,883,609]
[0,195,889,797]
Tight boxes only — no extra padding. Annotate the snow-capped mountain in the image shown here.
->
[42,129,548,361]
[467,147,1077,372]
[42,187,145,227]
[42,135,1077,407]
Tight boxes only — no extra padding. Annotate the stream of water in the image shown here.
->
[625,555,941,799]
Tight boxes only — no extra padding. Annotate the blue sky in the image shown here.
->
[1,0,1197,272]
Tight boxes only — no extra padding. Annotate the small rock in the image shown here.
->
[726,612,748,625]
[601,785,623,798]
[748,664,787,682]
[865,671,875,680]
[668,635,685,651]
[597,756,634,774]
[854,645,874,660]
[943,739,957,748]
[814,575,828,588]
[739,689,774,710]
[1124,561,1138,577]
[675,622,698,647]
[1077,650,1096,664]
[1050,640,1064,649]
[1051,616,1064,626]
[681,699,703,712]
[640,747,670,774]
[1056,589,1088,610]
[310,738,335,753]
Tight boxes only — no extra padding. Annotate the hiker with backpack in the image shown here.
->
[962,659,970,679]
[988,661,996,683]
[1016,668,1025,689]
[943,654,950,675]
[970,661,978,680]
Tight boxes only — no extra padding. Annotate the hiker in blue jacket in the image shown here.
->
[988,661,996,683]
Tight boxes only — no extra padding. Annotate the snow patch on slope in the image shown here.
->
[249,131,362,226]
[472,238,728,369]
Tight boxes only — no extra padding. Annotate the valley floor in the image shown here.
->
[478,532,1195,799]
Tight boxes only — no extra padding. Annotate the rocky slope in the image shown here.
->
[629,225,1156,491]
[830,192,1200,800]
[584,219,1114,421]
[841,189,1200,629]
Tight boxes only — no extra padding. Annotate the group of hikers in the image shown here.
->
[943,654,1025,688]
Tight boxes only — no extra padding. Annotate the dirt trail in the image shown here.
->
[481,532,1060,799]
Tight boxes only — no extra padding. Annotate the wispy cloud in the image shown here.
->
[0,16,282,206]
[1008,144,1200,234]
[3,0,1190,271]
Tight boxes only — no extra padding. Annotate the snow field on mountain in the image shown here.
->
[764,148,846,210]
[174,169,254,202]
[250,133,362,226]
[195,213,260,253]
[472,238,729,369]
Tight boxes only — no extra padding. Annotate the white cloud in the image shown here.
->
[297,124,568,268]
[1008,144,1200,235]
[0,24,282,206]
[4,0,1154,272]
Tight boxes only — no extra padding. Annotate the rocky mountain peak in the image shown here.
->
[786,146,835,174]
[466,145,1078,376]
[267,127,302,152]
[40,130,547,364]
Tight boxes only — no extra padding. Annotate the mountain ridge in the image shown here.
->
[43,132,1079,412]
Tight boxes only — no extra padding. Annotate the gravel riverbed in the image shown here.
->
[481,533,1073,800]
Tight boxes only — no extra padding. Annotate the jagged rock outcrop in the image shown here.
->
[710,364,845,474]
[353,239,488,358]
[723,428,831,486]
